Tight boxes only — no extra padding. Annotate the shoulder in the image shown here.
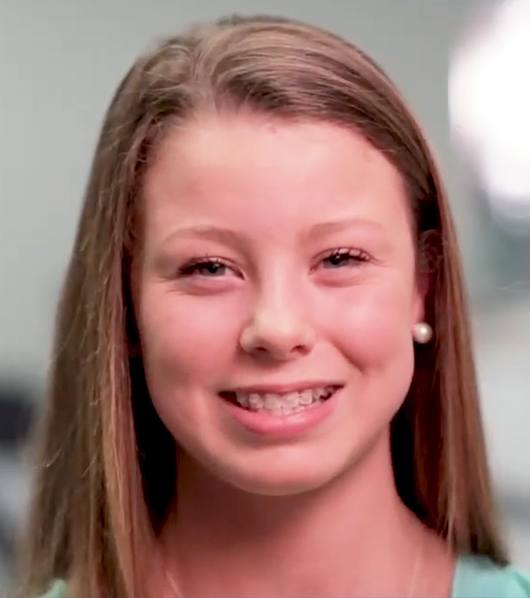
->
[33,580,68,598]
[452,554,530,598]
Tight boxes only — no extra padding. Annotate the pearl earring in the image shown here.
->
[413,322,433,344]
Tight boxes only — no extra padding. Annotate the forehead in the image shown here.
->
[142,114,412,240]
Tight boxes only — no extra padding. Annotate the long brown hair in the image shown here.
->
[16,14,507,598]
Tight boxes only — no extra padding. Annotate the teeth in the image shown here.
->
[233,386,336,415]
[299,389,313,405]
[285,392,300,407]
[315,388,328,400]
[248,393,264,411]
[282,404,293,416]
[264,394,281,410]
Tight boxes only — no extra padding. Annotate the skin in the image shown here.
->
[135,113,454,597]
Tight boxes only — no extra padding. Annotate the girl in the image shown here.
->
[16,14,530,598]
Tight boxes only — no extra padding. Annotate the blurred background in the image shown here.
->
[1,0,529,590]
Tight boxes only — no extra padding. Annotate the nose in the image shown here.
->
[239,292,316,361]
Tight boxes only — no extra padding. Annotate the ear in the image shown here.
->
[412,271,429,323]
[412,229,440,322]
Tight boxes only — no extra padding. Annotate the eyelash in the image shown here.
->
[177,248,371,278]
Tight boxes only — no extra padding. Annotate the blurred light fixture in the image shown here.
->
[449,0,530,233]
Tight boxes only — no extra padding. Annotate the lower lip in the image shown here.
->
[219,388,342,439]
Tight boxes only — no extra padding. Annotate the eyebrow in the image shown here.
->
[307,218,383,237]
[161,218,384,248]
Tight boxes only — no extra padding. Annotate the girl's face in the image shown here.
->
[135,114,424,495]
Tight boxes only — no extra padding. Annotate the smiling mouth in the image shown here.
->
[218,385,341,416]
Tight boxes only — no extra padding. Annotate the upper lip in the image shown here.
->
[222,381,343,394]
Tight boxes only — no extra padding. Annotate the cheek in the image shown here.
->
[135,285,246,441]
[323,281,415,372]
[137,286,241,386]
[318,283,417,446]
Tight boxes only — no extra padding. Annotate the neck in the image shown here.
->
[159,431,431,597]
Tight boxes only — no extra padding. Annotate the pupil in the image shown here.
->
[206,262,222,274]
[330,253,346,266]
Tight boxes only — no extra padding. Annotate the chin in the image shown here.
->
[234,473,332,497]
[209,451,348,497]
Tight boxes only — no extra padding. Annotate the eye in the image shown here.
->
[319,247,371,269]
[178,256,236,278]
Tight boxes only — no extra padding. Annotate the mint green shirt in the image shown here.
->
[37,554,530,597]
[452,555,530,597]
